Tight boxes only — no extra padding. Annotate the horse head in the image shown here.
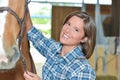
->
[0,0,30,70]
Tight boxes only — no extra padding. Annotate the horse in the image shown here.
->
[0,0,36,80]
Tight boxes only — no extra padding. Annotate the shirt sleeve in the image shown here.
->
[27,26,58,58]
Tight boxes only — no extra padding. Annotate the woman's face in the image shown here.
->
[60,16,86,47]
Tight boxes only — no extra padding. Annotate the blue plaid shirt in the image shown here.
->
[27,27,96,80]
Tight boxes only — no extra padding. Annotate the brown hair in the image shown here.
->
[63,11,96,59]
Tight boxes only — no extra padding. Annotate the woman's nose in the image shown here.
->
[65,26,71,33]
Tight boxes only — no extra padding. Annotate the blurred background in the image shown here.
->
[28,0,120,80]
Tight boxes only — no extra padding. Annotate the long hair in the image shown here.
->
[63,11,96,59]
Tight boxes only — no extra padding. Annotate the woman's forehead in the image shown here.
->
[69,16,84,24]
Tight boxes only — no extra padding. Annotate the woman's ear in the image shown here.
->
[80,37,88,43]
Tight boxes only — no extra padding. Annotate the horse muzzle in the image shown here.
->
[0,45,20,70]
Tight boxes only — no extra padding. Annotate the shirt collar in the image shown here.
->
[60,45,85,64]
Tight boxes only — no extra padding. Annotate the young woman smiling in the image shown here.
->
[24,11,96,80]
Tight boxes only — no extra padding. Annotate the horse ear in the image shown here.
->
[80,37,88,43]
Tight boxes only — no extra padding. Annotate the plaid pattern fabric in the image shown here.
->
[27,27,96,80]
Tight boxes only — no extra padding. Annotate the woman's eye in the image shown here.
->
[75,28,79,32]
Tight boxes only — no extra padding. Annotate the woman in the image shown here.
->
[24,11,96,80]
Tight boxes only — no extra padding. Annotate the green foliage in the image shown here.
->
[39,29,51,34]
[38,29,51,37]
[31,4,51,37]
[32,18,50,24]
[31,6,51,24]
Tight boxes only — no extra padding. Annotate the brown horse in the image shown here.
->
[0,0,36,80]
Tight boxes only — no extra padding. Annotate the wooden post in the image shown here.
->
[112,0,120,36]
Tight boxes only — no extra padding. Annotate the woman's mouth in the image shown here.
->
[63,33,69,39]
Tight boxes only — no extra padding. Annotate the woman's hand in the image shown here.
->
[24,71,41,80]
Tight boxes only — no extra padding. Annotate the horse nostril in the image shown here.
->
[12,45,20,62]
[0,55,8,63]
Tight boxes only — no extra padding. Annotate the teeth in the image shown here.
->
[63,33,69,39]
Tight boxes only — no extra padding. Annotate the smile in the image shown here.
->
[63,33,69,39]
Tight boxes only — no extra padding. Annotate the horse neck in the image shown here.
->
[8,0,25,19]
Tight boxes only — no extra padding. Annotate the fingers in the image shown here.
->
[24,71,41,80]
[26,71,37,77]
[24,71,32,80]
